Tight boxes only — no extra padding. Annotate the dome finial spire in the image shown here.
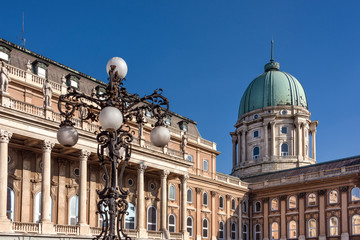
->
[270,39,274,62]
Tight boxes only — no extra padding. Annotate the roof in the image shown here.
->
[238,61,308,117]
[241,155,360,183]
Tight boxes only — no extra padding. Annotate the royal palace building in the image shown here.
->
[0,38,359,240]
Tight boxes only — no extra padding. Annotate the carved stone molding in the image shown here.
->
[180,174,189,183]
[195,187,202,194]
[211,191,217,197]
[161,170,170,179]
[226,195,231,200]
[340,186,349,193]
[318,189,326,196]
[0,129,12,143]
[42,140,55,151]
[137,163,147,174]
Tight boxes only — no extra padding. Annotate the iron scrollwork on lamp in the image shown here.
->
[57,57,171,240]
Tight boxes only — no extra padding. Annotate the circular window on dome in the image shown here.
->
[253,114,259,120]
[281,110,287,115]
[128,178,134,187]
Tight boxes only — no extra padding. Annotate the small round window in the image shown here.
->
[254,114,259,119]
[281,110,287,115]
[128,178,134,187]
[150,183,156,190]
[39,161,43,170]
[7,156,11,163]
[74,168,80,177]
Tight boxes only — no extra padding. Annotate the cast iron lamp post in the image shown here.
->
[56,57,171,240]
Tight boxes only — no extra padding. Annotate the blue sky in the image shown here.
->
[1,1,360,174]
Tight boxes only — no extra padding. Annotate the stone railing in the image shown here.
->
[216,172,247,187]
[54,224,79,235]
[12,222,40,233]
[7,64,62,95]
[147,231,164,239]
[252,164,360,190]
[9,99,44,117]
[170,232,183,239]
[90,227,102,236]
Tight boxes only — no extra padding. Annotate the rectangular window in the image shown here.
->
[253,130,259,138]
[0,52,9,61]
[281,127,288,134]
[70,80,78,88]
[37,67,46,78]
[203,160,209,171]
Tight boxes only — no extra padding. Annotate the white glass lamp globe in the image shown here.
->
[57,125,79,147]
[99,106,123,131]
[106,57,128,79]
[150,126,170,147]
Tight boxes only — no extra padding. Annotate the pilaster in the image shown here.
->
[137,163,147,238]
[160,170,170,237]
[181,175,190,239]
[79,149,91,235]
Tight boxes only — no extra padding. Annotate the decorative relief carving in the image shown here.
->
[0,129,12,143]
[42,140,55,151]
[79,149,91,159]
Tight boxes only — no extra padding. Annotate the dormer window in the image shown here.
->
[145,110,152,118]
[33,61,48,78]
[165,117,171,126]
[66,75,80,89]
[0,46,10,62]
[179,121,188,132]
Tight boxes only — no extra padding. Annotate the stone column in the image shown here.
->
[302,124,307,158]
[241,130,246,162]
[57,160,67,225]
[137,163,147,238]
[210,191,216,240]
[226,195,231,240]
[40,140,55,234]
[296,123,302,158]
[21,151,32,222]
[264,123,269,158]
[340,186,349,240]
[263,198,269,240]
[311,130,316,160]
[232,135,237,168]
[318,190,326,240]
[238,134,242,164]
[280,195,287,240]
[79,150,91,235]
[161,170,170,236]
[88,167,97,227]
[0,130,12,232]
[271,122,276,157]
[181,175,189,239]
[195,188,202,240]
[298,192,306,240]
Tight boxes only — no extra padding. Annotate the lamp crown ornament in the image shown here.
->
[57,57,171,240]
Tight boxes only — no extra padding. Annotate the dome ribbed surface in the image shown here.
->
[238,69,308,117]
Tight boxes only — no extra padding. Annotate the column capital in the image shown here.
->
[161,170,170,178]
[137,163,147,174]
[42,140,55,151]
[0,130,12,143]
[340,186,349,193]
[195,187,202,194]
[226,194,231,200]
[298,192,306,198]
[210,191,217,197]
[79,149,91,160]
[318,189,326,196]
[279,195,287,201]
[180,174,189,183]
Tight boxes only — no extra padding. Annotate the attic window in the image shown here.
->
[0,46,10,62]
[165,117,171,126]
[66,75,80,89]
[179,121,188,132]
[33,61,48,78]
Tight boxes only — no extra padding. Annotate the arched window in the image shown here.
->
[271,222,279,240]
[69,195,78,225]
[187,216,193,237]
[203,192,208,206]
[329,190,338,204]
[243,224,248,240]
[281,143,289,156]
[329,217,338,236]
[254,224,261,240]
[288,196,297,209]
[352,187,360,201]
[253,147,260,159]
[219,196,224,209]
[168,214,176,232]
[147,206,157,231]
[125,203,136,229]
[219,221,225,239]
[254,201,261,212]
[271,198,279,211]
[289,220,297,239]
[307,219,317,238]
[187,188,193,203]
[352,214,360,235]
[308,193,317,206]
[34,192,53,223]
[169,184,176,200]
[243,200,248,213]
[203,159,209,171]
[231,198,236,210]
[202,218,209,238]
[231,222,237,240]
[7,187,14,221]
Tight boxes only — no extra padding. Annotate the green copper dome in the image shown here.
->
[238,61,308,118]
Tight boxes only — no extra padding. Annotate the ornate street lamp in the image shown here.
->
[57,57,171,240]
